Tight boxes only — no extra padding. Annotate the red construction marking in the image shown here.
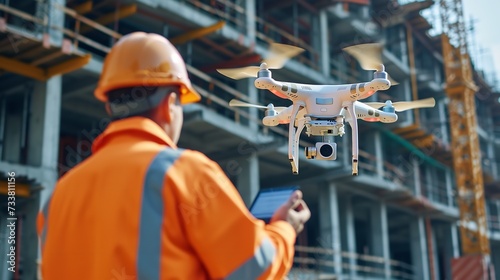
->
[451,255,487,280]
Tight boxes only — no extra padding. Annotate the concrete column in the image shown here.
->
[319,183,343,278]
[237,79,258,131]
[446,169,455,207]
[370,202,391,279]
[438,99,449,145]
[19,192,41,280]
[37,0,65,46]
[244,0,256,44]
[319,10,330,77]
[342,133,350,168]
[339,194,357,279]
[442,223,460,280]
[487,138,498,178]
[430,222,441,280]
[402,79,413,124]
[497,201,500,231]
[491,243,500,280]
[237,152,259,208]
[413,157,422,196]
[400,26,409,66]
[410,217,430,280]
[374,131,384,179]
[29,77,62,208]
[425,167,433,202]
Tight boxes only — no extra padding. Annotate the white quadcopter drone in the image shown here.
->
[217,43,435,175]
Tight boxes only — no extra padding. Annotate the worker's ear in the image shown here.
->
[160,91,178,124]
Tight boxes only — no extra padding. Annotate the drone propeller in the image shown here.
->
[229,99,288,113]
[365,97,436,112]
[342,43,399,85]
[217,43,305,80]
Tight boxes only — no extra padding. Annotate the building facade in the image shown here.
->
[0,0,499,279]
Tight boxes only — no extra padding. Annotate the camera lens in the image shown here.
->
[319,144,333,157]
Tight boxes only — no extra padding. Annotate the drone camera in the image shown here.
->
[305,142,337,160]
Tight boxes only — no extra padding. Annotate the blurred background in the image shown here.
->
[0,0,499,279]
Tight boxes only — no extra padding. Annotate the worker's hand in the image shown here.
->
[270,190,311,234]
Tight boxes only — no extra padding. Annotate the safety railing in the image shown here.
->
[291,245,414,280]
[177,0,320,71]
[53,3,122,53]
[487,214,500,234]
[419,175,450,206]
[180,0,245,32]
[0,2,119,54]
[357,149,410,187]
[330,52,365,84]
[254,16,320,71]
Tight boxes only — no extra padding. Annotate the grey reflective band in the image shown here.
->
[226,237,276,280]
[137,148,183,279]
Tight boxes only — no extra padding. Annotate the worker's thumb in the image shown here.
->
[288,190,302,210]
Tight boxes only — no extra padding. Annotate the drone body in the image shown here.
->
[220,43,435,175]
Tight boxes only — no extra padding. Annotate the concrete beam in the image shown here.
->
[183,104,273,145]
[136,0,242,43]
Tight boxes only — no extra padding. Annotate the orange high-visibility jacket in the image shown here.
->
[37,117,296,280]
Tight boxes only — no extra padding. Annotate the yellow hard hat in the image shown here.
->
[94,32,201,104]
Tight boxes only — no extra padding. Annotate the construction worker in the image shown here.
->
[37,32,311,280]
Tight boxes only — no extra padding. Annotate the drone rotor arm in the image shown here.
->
[363,102,386,109]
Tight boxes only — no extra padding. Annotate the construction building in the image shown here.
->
[0,0,499,279]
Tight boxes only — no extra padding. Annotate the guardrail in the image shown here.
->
[292,245,414,280]
[179,0,320,71]
[0,2,118,54]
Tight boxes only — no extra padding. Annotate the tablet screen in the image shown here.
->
[250,187,298,221]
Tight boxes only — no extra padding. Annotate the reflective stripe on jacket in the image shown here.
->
[37,117,296,279]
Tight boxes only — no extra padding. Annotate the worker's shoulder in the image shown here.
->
[176,148,216,167]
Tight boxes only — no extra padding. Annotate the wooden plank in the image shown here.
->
[80,4,137,34]
[0,180,30,197]
[392,123,419,134]
[73,1,93,15]
[46,54,91,78]
[170,21,225,45]
[0,55,46,80]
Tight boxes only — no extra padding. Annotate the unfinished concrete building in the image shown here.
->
[0,0,499,279]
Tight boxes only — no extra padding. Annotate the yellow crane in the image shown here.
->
[439,0,494,278]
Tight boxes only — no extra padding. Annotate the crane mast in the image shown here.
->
[439,0,490,260]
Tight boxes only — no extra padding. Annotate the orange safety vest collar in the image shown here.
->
[92,116,178,154]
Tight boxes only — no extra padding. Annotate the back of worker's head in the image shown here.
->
[94,32,201,142]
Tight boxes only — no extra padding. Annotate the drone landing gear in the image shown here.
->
[352,159,358,176]
[289,106,306,175]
